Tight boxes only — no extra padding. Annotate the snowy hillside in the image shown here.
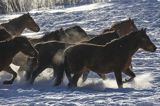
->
[0,0,160,105]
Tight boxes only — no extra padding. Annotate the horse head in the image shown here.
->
[136,28,156,52]
[24,13,40,32]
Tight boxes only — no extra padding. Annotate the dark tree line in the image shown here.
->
[0,0,7,14]
[0,0,103,14]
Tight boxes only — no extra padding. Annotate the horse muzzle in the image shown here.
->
[34,26,40,32]
[148,45,157,52]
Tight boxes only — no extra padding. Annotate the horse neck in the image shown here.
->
[105,33,139,57]
[123,36,139,56]
[2,16,27,36]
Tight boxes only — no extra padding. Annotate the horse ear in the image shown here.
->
[26,12,30,15]
[60,27,64,31]
[141,28,146,32]
[60,27,63,30]
[128,17,131,20]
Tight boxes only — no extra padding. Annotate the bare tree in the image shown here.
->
[0,0,7,14]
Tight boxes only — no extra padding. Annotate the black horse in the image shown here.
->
[26,31,119,86]
[0,36,38,84]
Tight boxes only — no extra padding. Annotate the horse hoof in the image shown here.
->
[3,81,13,85]
[123,78,134,83]
[68,83,77,88]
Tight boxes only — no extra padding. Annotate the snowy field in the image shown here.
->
[0,0,160,105]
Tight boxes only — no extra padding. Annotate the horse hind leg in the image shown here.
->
[69,67,88,87]
[53,64,65,86]
[3,66,17,84]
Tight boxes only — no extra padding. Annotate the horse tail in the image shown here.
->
[53,63,65,86]
[64,54,72,85]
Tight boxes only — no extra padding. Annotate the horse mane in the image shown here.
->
[4,14,28,25]
[111,18,131,27]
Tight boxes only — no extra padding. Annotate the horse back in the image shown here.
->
[84,31,119,45]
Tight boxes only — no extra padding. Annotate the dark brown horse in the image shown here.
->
[83,18,138,82]
[29,28,68,44]
[16,26,89,73]
[26,31,119,86]
[0,36,38,84]
[27,41,70,85]
[64,25,90,43]
[0,13,40,36]
[103,18,138,36]
[29,25,89,44]
[64,29,156,88]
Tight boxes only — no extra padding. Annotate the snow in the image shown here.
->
[1,0,160,105]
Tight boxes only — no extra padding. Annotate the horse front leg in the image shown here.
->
[123,68,136,83]
[114,70,123,88]
[30,64,47,84]
[3,66,17,84]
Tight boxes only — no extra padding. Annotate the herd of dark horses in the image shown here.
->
[0,13,157,88]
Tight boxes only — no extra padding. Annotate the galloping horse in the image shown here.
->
[27,31,119,86]
[0,13,40,36]
[0,13,40,75]
[16,26,89,73]
[0,36,38,84]
[103,18,138,36]
[28,30,140,86]
[64,29,156,88]
[83,18,138,82]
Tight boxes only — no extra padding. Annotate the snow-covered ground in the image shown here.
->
[1,0,160,105]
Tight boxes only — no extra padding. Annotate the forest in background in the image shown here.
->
[0,0,104,14]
